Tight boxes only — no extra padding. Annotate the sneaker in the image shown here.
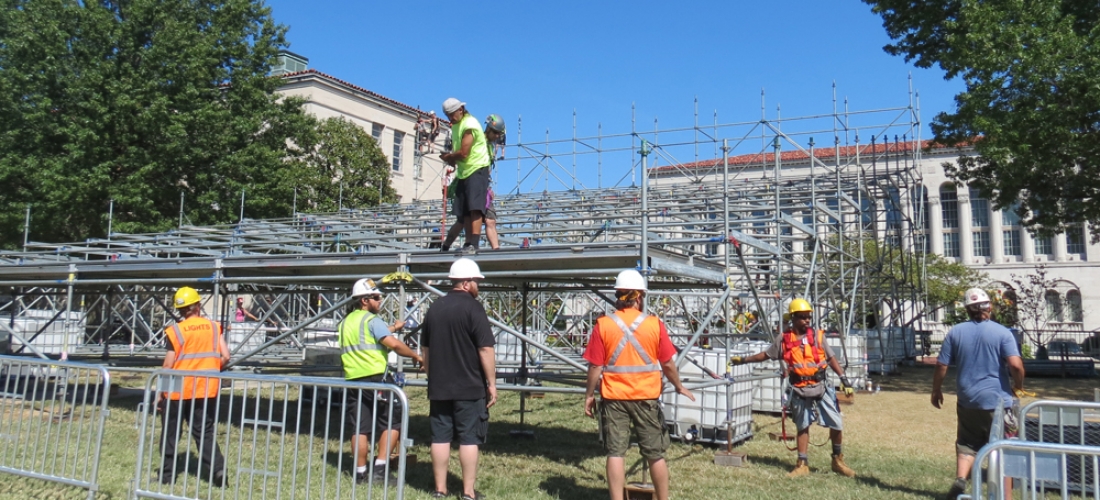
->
[831,454,856,477]
[355,471,368,485]
[945,477,968,500]
[461,491,486,500]
[461,245,478,256]
[787,459,810,478]
[430,492,448,499]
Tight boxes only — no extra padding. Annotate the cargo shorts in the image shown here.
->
[600,399,669,461]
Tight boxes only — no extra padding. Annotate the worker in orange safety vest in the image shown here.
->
[583,269,694,500]
[730,298,857,478]
[156,286,230,486]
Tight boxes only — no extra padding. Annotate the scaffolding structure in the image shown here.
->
[0,86,931,390]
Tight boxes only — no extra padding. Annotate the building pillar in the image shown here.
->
[958,193,973,264]
[990,208,1004,263]
[1054,232,1068,262]
[929,196,943,255]
[1022,227,1035,263]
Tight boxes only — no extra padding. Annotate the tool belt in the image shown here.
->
[788,369,826,386]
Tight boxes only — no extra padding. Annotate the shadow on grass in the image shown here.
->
[540,474,606,499]
[854,474,943,498]
[876,364,1097,401]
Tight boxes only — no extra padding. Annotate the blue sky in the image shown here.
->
[265,0,962,193]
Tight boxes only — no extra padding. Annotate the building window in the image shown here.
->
[1003,230,1021,256]
[1067,225,1086,254]
[1066,290,1083,322]
[941,186,959,229]
[885,187,903,230]
[1035,235,1053,255]
[391,131,404,172]
[1044,290,1063,322]
[972,231,990,257]
[371,123,385,145]
[860,192,875,232]
[1001,203,1021,256]
[969,188,989,228]
[943,232,960,257]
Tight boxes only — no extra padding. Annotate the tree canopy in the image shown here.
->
[865,0,1100,238]
[0,0,373,248]
[292,117,398,212]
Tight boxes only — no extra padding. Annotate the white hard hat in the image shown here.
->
[963,288,990,307]
[614,269,647,291]
[449,258,484,280]
[352,278,381,298]
[442,97,465,114]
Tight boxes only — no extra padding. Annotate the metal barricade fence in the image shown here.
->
[0,355,111,500]
[965,440,1100,500]
[1018,400,1100,497]
[134,369,410,500]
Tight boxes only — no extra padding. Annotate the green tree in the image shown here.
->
[821,237,985,328]
[865,0,1100,238]
[0,0,313,247]
[292,117,397,212]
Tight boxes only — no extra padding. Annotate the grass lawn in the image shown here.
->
[0,364,1094,499]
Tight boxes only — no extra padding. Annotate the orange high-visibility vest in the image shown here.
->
[781,328,827,387]
[597,309,664,400]
[164,316,223,400]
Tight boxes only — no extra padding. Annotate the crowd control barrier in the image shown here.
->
[0,355,111,500]
[133,369,410,500]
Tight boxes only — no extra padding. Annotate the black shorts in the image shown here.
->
[345,374,404,436]
[454,167,490,218]
[430,399,488,446]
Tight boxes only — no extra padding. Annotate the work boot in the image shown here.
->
[831,454,856,477]
[211,470,226,487]
[944,477,968,500]
[787,459,810,478]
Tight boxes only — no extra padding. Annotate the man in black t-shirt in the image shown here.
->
[421,257,496,500]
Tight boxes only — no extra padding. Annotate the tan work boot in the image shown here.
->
[831,454,856,477]
[787,459,810,478]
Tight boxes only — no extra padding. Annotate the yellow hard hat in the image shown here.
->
[789,298,812,314]
[174,287,202,309]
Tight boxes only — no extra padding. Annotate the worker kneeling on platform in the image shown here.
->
[158,287,230,486]
[340,278,422,484]
[583,269,694,500]
[730,298,857,478]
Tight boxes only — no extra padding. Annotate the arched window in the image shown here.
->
[1066,290,1083,323]
[940,184,959,257]
[1045,290,1063,322]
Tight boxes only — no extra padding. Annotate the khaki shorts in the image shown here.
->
[601,399,669,460]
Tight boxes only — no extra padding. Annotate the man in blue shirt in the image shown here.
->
[932,287,1026,499]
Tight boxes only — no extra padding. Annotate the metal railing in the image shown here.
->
[133,369,410,499]
[966,440,1100,500]
[0,355,112,500]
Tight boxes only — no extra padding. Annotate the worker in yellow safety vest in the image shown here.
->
[730,298,857,478]
[339,278,422,485]
[157,286,230,486]
[583,270,695,500]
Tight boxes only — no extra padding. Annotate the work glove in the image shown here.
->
[729,355,745,366]
[1014,388,1037,399]
[839,377,855,397]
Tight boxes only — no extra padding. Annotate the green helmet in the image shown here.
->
[485,114,505,134]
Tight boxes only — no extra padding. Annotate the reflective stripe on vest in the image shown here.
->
[338,310,387,379]
[166,318,222,400]
[170,320,221,361]
[782,328,827,387]
[603,313,660,374]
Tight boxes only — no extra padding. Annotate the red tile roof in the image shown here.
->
[278,69,444,122]
[652,138,972,173]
